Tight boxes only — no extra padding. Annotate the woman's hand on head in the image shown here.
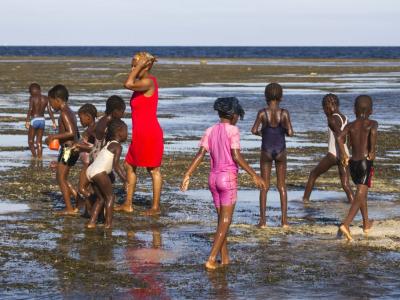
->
[180,174,190,192]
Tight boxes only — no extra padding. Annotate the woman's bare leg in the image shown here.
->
[303,154,336,202]
[206,204,235,270]
[258,151,272,228]
[142,167,162,216]
[114,162,136,213]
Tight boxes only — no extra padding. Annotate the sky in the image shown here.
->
[0,0,399,46]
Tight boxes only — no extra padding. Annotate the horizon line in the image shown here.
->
[1,45,400,48]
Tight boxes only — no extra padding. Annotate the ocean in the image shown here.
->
[1,46,400,58]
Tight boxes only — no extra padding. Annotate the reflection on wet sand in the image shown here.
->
[126,227,169,299]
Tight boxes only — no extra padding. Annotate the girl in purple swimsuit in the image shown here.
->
[251,83,294,228]
[181,97,265,271]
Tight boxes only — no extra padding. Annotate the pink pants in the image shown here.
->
[208,171,238,208]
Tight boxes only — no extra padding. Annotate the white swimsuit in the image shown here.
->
[328,113,349,158]
[86,140,119,181]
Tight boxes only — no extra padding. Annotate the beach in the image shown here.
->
[1,56,400,298]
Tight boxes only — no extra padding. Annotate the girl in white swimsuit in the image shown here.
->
[86,119,128,229]
[303,94,354,203]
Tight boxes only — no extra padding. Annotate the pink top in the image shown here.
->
[200,122,240,173]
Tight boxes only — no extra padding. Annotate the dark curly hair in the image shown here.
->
[78,103,97,120]
[214,97,245,120]
[106,119,127,141]
[355,95,373,119]
[265,82,283,102]
[48,84,69,102]
[105,95,126,115]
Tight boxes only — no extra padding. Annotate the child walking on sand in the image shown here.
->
[251,83,293,228]
[303,94,354,203]
[86,119,127,229]
[25,83,57,159]
[181,97,265,270]
[338,95,377,241]
[45,85,80,215]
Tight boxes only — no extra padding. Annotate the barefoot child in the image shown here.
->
[181,97,265,270]
[25,83,57,158]
[45,85,80,215]
[303,94,354,203]
[338,95,377,241]
[72,104,97,208]
[91,95,126,161]
[251,83,293,228]
[86,119,128,229]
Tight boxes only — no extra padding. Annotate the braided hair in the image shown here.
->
[322,93,340,109]
[214,97,245,120]
[265,83,283,102]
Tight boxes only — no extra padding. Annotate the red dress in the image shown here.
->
[125,76,164,167]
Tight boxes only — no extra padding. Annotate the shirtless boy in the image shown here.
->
[25,83,57,158]
[338,95,378,241]
[45,85,80,215]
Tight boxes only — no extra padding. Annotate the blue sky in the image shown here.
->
[1,0,399,46]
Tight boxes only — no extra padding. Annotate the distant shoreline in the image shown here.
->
[1,46,400,59]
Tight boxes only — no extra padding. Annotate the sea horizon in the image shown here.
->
[1,46,400,59]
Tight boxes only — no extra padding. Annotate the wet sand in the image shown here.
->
[1,57,400,298]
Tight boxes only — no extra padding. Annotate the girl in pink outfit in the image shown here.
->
[181,97,265,271]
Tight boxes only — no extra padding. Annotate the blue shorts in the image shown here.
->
[31,117,45,130]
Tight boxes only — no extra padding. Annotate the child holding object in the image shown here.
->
[338,95,377,241]
[181,97,265,270]
[45,85,80,215]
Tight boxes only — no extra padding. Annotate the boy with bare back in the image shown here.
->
[45,85,80,215]
[338,95,378,241]
[25,83,57,158]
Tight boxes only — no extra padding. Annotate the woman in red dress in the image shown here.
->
[115,52,163,215]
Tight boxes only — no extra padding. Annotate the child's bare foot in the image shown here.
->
[221,258,230,266]
[303,197,310,203]
[339,224,353,241]
[282,223,289,229]
[86,222,96,229]
[257,220,267,228]
[363,220,374,234]
[104,224,112,230]
[141,208,161,216]
[114,204,134,213]
[54,208,79,216]
[205,260,218,270]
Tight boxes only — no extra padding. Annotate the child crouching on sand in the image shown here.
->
[86,119,128,229]
[181,97,265,270]
[338,95,378,241]
[71,104,97,210]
